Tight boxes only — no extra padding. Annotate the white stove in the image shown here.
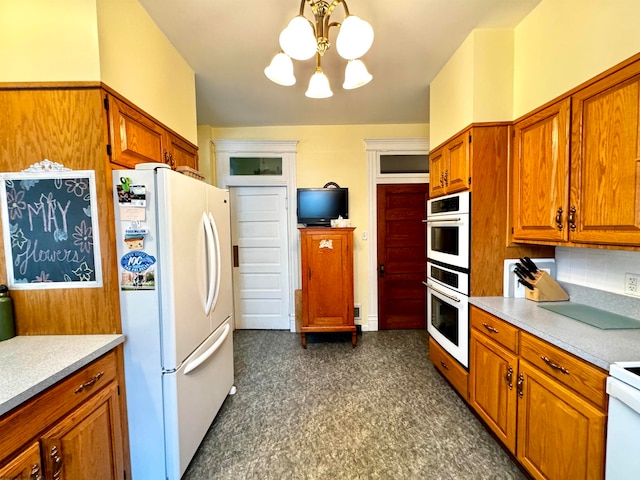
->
[605,362,640,479]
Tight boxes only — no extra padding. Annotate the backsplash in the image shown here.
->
[556,247,640,297]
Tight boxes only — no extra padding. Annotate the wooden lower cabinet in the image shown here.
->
[0,442,43,480]
[0,351,126,480]
[469,306,607,480]
[429,337,468,399]
[299,227,357,348]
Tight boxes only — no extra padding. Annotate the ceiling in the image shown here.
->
[137,0,541,128]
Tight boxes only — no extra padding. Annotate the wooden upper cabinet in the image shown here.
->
[512,99,571,243]
[106,93,198,171]
[570,61,640,246]
[106,94,166,169]
[429,131,470,197]
[167,132,198,170]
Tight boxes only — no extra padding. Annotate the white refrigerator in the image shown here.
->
[112,164,234,480]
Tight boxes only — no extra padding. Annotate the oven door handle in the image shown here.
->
[423,281,462,303]
[425,217,462,223]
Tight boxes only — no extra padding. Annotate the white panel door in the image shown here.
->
[230,186,290,329]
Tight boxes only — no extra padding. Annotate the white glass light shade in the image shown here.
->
[343,59,372,90]
[305,69,333,98]
[336,15,374,60]
[279,16,317,60]
[264,53,296,86]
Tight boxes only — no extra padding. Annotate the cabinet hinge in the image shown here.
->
[511,227,514,234]
[117,384,120,395]
[106,144,112,157]
[468,177,471,185]
[103,96,109,111]
[468,134,472,143]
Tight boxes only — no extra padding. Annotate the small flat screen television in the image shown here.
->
[296,187,349,226]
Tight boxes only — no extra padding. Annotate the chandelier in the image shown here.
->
[264,0,374,98]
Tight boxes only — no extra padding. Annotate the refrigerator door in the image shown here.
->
[156,169,210,370]
[206,185,234,332]
[162,316,234,479]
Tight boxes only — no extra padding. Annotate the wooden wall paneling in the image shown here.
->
[0,88,121,334]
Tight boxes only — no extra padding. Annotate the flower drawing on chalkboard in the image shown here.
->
[72,262,94,281]
[6,188,26,220]
[65,178,89,197]
[72,221,93,253]
[32,271,52,283]
[11,227,28,250]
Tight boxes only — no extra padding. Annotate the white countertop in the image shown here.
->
[0,334,125,417]
[469,297,640,371]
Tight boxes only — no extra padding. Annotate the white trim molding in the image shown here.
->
[213,139,299,332]
[364,137,430,332]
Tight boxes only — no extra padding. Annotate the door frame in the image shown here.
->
[364,138,430,331]
[212,139,299,332]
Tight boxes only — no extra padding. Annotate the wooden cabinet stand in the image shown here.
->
[299,227,356,348]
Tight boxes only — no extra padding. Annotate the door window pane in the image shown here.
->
[380,154,429,174]
[230,157,283,175]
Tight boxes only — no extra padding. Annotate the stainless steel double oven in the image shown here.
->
[425,191,470,368]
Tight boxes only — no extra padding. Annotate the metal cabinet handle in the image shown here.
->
[541,355,570,375]
[50,445,63,480]
[482,322,499,334]
[555,206,564,231]
[30,463,43,480]
[440,173,445,188]
[74,371,104,394]
[440,361,449,371]
[517,373,524,398]
[444,170,448,185]
[568,205,577,232]
[505,365,513,390]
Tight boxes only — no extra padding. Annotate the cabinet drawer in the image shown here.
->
[520,332,607,410]
[0,441,42,479]
[429,337,468,399]
[470,306,519,353]
[0,350,118,459]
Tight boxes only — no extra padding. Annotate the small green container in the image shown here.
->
[0,284,16,341]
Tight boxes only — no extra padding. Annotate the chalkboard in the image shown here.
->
[0,167,102,289]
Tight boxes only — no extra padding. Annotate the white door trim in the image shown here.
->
[364,138,430,332]
[213,139,299,332]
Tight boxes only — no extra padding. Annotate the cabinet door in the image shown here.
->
[516,361,606,480]
[302,230,353,327]
[512,99,570,243]
[0,442,43,480]
[469,332,518,453]
[107,94,166,169]
[445,131,470,194]
[167,133,199,170]
[429,147,446,197]
[570,62,640,246]
[41,382,125,480]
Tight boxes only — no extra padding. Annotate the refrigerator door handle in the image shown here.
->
[208,212,222,313]
[203,212,216,314]
[183,323,231,375]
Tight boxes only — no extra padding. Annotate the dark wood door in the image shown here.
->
[377,184,429,329]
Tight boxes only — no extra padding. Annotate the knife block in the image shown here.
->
[524,271,569,302]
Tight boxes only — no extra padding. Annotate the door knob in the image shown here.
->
[379,264,385,277]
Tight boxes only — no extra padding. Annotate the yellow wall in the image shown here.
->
[0,0,197,143]
[203,123,429,324]
[430,29,513,147]
[97,0,197,143]
[513,0,640,118]
[0,0,101,81]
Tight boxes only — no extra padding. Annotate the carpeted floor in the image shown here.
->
[183,330,527,480]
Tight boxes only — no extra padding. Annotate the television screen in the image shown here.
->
[297,188,348,226]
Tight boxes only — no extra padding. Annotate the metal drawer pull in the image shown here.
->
[541,356,570,375]
[30,463,42,480]
[505,365,513,390]
[74,371,105,394]
[482,322,499,334]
